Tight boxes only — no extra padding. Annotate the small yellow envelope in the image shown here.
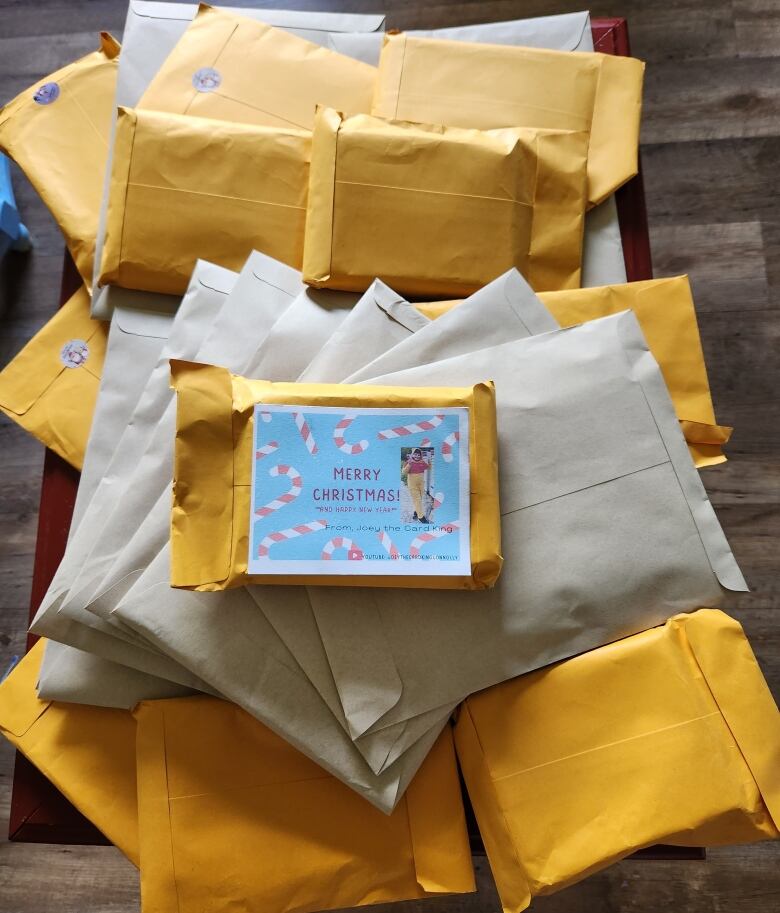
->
[0,286,107,469]
[135,697,474,913]
[303,107,588,296]
[455,609,780,913]
[99,107,309,295]
[415,276,731,468]
[139,4,376,129]
[0,641,139,866]
[373,33,644,208]
[0,34,119,286]
[170,360,502,590]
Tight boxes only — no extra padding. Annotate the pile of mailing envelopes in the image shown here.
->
[0,4,778,913]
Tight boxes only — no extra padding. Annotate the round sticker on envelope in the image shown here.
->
[192,67,221,92]
[60,339,89,369]
[34,82,60,105]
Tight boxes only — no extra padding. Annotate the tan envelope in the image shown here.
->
[99,107,310,295]
[303,107,588,295]
[0,34,119,286]
[139,4,376,129]
[455,610,780,912]
[373,33,644,208]
[0,286,107,470]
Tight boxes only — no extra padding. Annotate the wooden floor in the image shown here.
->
[0,0,778,910]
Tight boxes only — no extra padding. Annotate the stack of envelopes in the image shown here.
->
[0,4,777,913]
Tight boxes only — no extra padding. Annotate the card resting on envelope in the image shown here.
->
[170,361,501,590]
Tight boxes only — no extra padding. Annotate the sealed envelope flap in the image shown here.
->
[372,33,644,207]
[0,641,50,738]
[0,287,106,416]
[138,5,377,129]
[134,698,474,913]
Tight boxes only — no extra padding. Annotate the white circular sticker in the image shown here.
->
[60,339,89,369]
[192,67,221,92]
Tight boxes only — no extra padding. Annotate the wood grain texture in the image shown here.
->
[0,0,778,910]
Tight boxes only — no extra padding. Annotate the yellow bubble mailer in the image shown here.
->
[373,32,644,208]
[302,107,588,297]
[135,698,475,913]
[0,34,120,286]
[139,4,376,129]
[99,107,310,296]
[0,641,139,865]
[0,286,107,469]
[170,360,502,590]
[455,610,780,913]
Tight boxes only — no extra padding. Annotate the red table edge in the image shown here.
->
[10,16,695,862]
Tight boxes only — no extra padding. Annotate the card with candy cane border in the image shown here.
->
[247,404,471,577]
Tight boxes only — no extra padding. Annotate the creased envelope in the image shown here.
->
[303,107,588,295]
[139,4,376,129]
[99,107,309,296]
[373,33,644,208]
[0,286,107,470]
[0,641,139,865]
[0,34,119,286]
[308,311,748,743]
[455,610,780,913]
[135,699,474,913]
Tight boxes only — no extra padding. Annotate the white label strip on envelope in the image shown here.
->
[248,405,471,577]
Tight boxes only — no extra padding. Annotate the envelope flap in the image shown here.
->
[114,303,178,340]
[681,611,780,829]
[0,287,104,416]
[371,279,430,332]
[0,641,51,738]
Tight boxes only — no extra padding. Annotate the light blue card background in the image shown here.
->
[248,405,471,576]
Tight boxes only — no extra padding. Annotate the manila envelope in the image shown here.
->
[135,699,474,913]
[455,609,780,913]
[308,311,749,745]
[99,107,309,296]
[373,33,644,208]
[303,108,589,296]
[91,0,385,319]
[0,641,139,865]
[139,4,376,129]
[0,286,107,470]
[0,34,119,286]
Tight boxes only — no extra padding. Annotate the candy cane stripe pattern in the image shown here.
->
[431,491,444,512]
[409,522,460,557]
[321,536,363,560]
[255,441,279,460]
[259,411,272,423]
[442,431,460,462]
[333,415,369,455]
[377,530,399,559]
[257,520,327,557]
[377,415,445,441]
[255,464,302,517]
[294,412,318,454]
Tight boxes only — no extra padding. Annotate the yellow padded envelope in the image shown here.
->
[99,107,309,295]
[0,34,119,286]
[139,4,376,129]
[0,641,139,866]
[415,276,731,468]
[373,32,644,208]
[455,610,780,913]
[0,287,107,469]
[303,107,588,296]
[170,361,502,590]
[135,698,475,913]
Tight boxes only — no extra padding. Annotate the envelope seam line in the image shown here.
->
[126,182,307,210]
[194,90,309,131]
[166,771,335,802]
[334,180,533,206]
[393,91,589,125]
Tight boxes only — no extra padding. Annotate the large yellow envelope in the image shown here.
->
[415,276,731,468]
[135,697,474,913]
[303,107,588,296]
[98,107,310,296]
[373,33,644,208]
[455,609,780,913]
[0,641,139,865]
[139,4,376,129]
[0,287,107,469]
[170,360,502,590]
[0,34,119,286]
